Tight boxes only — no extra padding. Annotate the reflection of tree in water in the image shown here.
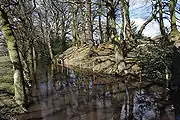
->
[30,66,174,120]
[133,90,160,120]
[171,90,180,120]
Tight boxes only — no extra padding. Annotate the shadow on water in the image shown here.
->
[15,64,179,120]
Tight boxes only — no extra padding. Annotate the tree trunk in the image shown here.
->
[159,0,165,35]
[170,0,179,34]
[45,9,54,61]
[107,0,125,73]
[28,41,37,91]
[120,0,124,41]
[120,0,127,58]
[86,0,93,45]
[0,8,26,106]
[124,0,132,43]
[80,1,87,45]
[99,0,103,43]
[106,1,110,42]
[71,2,77,46]
[47,33,53,60]
[29,43,34,79]
[107,0,117,43]
[71,15,77,46]
[38,12,46,50]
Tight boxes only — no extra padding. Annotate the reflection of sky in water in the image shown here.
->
[69,69,76,79]
[105,91,111,97]
[133,90,159,120]
[89,80,92,89]
[40,80,51,90]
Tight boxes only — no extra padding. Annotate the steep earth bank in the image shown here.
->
[57,35,180,81]
[57,43,139,76]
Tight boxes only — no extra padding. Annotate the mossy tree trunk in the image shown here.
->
[108,0,117,43]
[45,9,54,61]
[38,12,46,50]
[80,0,87,45]
[159,0,165,35]
[170,0,179,34]
[28,40,37,91]
[86,0,94,45]
[29,42,35,78]
[98,0,103,43]
[106,1,111,42]
[124,0,133,48]
[0,8,26,106]
[70,1,78,46]
[119,0,127,58]
[120,0,124,41]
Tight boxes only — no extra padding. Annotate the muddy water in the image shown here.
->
[16,64,176,120]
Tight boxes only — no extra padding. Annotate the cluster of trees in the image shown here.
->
[0,0,179,106]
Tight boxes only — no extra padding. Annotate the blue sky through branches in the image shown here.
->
[129,0,180,37]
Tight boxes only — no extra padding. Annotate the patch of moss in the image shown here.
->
[0,83,14,93]
[0,74,13,83]
[0,56,17,119]
[170,30,180,36]
[0,56,10,62]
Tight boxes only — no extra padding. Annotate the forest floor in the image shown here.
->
[0,56,24,120]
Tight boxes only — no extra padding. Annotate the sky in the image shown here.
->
[130,0,180,37]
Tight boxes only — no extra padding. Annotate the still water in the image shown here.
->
[16,64,179,120]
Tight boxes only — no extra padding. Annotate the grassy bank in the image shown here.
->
[0,56,24,119]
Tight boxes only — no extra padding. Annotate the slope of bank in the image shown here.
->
[57,43,140,77]
[57,35,180,82]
